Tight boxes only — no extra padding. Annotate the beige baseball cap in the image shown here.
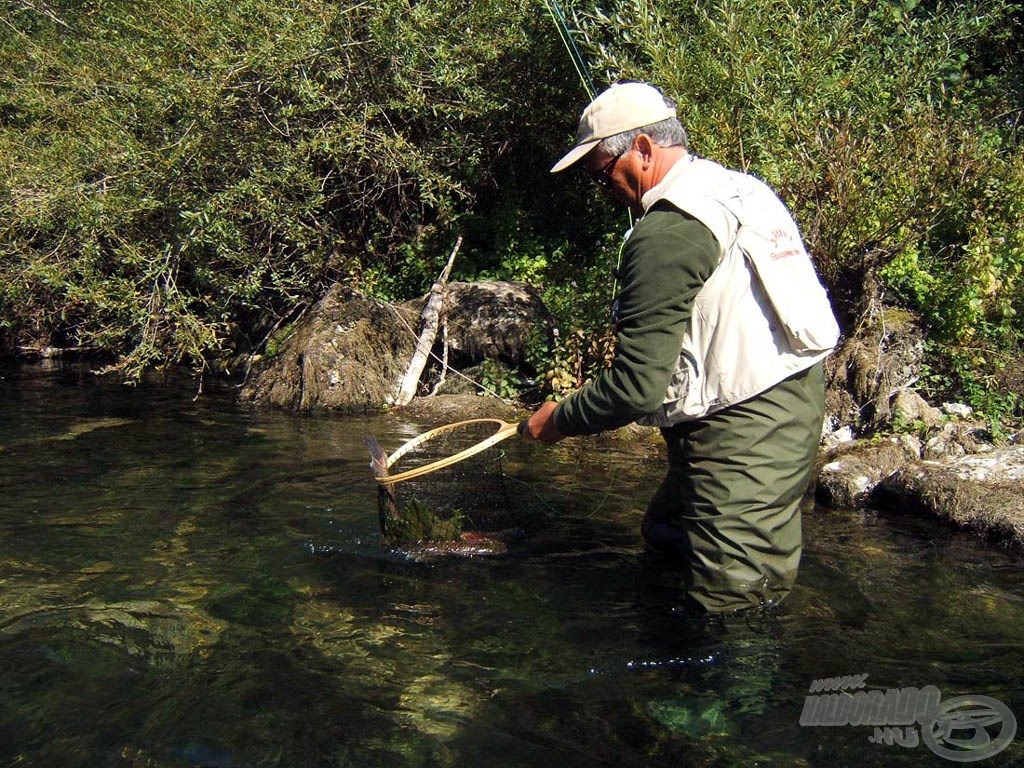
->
[550,82,677,173]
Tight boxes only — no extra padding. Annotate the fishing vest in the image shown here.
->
[635,156,840,426]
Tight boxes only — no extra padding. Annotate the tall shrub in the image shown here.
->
[0,0,575,377]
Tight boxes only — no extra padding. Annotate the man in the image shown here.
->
[522,82,840,611]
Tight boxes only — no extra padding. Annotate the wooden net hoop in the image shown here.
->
[376,418,523,485]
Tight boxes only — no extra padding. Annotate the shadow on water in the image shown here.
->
[0,362,1022,767]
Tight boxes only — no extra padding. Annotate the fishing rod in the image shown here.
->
[541,0,632,322]
[541,0,597,98]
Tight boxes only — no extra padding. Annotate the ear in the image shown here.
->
[634,134,655,168]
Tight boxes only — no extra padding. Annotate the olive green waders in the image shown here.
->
[642,363,825,611]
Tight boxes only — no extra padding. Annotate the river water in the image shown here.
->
[0,362,1021,767]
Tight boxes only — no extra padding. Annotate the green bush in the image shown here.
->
[0,0,577,377]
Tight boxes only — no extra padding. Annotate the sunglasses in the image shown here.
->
[590,152,622,189]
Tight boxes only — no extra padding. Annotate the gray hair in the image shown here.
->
[597,117,689,157]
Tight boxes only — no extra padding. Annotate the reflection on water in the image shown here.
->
[0,363,1022,767]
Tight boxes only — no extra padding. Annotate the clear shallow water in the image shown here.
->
[0,362,1022,767]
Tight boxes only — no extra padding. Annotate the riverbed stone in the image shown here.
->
[0,599,225,662]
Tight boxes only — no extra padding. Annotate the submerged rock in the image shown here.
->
[0,599,225,662]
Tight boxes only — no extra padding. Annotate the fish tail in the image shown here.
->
[365,437,390,479]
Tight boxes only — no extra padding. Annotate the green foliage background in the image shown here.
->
[573,0,1024,422]
[1,0,1022,423]
[0,0,590,377]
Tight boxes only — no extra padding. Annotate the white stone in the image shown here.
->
[941,402,974,418]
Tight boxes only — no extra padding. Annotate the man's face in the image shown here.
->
[583,143,642,214]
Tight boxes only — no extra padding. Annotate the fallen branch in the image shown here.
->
[428,320,450,396]
[393,236,461,406]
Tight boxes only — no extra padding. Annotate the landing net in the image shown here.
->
[367,421,548,554]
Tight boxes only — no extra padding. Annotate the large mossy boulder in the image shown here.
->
[873,445,1024,545]
[239,285,415,412]
[431,280,551,366]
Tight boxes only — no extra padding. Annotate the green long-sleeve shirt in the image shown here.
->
[554,203,720,436]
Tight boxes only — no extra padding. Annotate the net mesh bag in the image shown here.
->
[367,420,549,554]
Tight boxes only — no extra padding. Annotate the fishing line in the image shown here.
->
[541,0,632,321]
[541,0,597,98]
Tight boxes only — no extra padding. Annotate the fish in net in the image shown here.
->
[366,420,547,555]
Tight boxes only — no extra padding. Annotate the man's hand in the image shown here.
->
[521,400,566,444]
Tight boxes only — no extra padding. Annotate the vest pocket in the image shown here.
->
[737,231,839,354]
